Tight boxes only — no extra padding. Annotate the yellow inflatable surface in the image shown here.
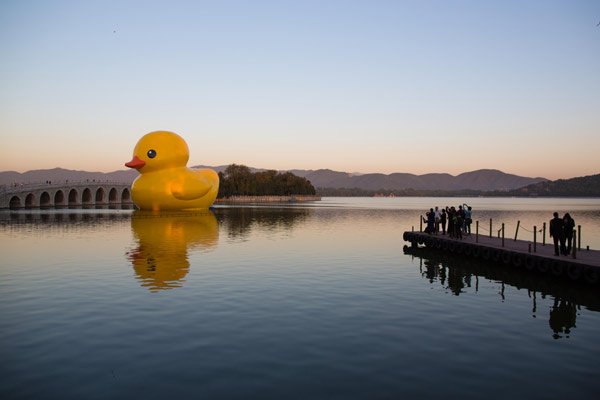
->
[125,131,219,210]
[127,211,219,292]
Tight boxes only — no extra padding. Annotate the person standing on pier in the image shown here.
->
[463,204,473,236]
[563,213,575,255]
[434,207,441,234]
[454,208,463,239]
[424,208,435,234]
[446,207,455,237]
[440,208,447,235]
[550,212,566,256]
[456,206,466,238]
[452,206,459,238]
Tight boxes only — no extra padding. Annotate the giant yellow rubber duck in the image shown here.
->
[125,131,219,210]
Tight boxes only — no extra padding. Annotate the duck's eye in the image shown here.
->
[147,149,157,159]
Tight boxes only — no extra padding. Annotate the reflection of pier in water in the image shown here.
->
[403,246,600,339]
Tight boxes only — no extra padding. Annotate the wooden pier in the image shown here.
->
[403,231,600,285]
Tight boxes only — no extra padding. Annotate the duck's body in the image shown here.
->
[126,131,219,210]
[131,167,219,210]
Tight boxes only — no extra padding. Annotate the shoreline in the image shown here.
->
[215,195,322,204]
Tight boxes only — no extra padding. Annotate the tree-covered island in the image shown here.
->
[217,164,316,198]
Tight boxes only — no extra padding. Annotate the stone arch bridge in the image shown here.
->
[0,182,133,209]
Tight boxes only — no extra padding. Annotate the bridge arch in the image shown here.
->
[40,192,51,207]
[82,188,92,205]
[54,190,65,206]
[109,188,117,203]
[10,196,22,209]
[25,193,36,208]
[95,187,105,203]
[121,188,131,204]
[68,189,78,206]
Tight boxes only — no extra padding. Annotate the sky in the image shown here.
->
[1,0,599,180]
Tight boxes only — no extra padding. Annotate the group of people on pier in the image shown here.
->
[550,212,576,256]
[422,205,579,258]
[423,204,473,239]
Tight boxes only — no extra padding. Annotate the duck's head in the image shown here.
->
[125,131,189,173]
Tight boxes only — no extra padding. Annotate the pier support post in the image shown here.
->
[578,225,581,250]
[533,225,537,253]
[502,223,505,247]
[543,223,546,246]
[476,221,479,243]
[490,219,492,238]
[420,217,422,232]
[514,220,520,241]
[573,230,577,259]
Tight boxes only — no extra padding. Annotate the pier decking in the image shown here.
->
[403,231,600,284]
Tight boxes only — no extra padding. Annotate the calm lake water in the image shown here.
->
[1,197,600,399]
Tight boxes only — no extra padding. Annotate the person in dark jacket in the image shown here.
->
[424,208,435,234]
[563,213,575,255]
[446,207,455,238]
[550,212,566,256]
[440,209,447,235]
[454,208,463,239]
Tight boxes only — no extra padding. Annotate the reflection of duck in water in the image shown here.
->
[127,211,219,292]
[125,131,219,210]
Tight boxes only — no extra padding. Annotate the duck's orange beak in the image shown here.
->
[125,156,146,169]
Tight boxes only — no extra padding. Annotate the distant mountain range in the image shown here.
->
[501,173,600,197]
[0,168,138,186]
[0,166,548,192]
[289,168,547,191]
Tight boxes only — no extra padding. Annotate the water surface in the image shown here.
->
[1,198,599,399]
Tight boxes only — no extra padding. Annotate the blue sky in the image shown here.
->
[1,0,599,180]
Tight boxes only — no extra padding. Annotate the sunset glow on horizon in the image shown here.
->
[1,1,599,181]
